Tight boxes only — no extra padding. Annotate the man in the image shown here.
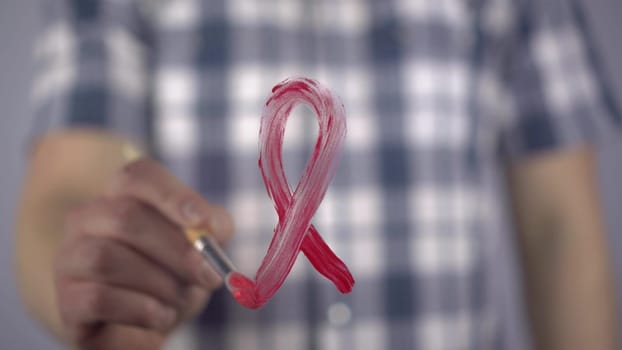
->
[16,0,618,349]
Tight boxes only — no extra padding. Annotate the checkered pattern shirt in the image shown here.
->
[31,0,617,349]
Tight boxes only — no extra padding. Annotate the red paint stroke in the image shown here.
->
[227,77,355,309]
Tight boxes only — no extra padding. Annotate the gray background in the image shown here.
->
[0,0,620,349]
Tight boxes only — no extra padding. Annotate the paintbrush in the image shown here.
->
[122,144,240,294]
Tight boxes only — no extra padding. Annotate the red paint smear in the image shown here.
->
[229,77,355,309]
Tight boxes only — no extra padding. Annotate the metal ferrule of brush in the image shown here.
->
[194,235,237,278]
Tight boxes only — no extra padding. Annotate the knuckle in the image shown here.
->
[141,297,161,320]
[180,285,210,319]
[114,198,139,219]
[110,199,141,233]
[162,190,185,214]
[56,284,75,325]
[138,297,167,328]
[147,275,183,307]
[81,240,115,276]
[81,284,108,317]
[63,198,108,236]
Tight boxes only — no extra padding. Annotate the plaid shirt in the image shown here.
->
[31,0,617,349]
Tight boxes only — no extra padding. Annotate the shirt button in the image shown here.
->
[327,302,352,326]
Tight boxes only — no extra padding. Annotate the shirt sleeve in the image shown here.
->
[30,0,154,147]
[500,0,620,159]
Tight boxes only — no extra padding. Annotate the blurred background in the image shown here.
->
[1,0,621,349]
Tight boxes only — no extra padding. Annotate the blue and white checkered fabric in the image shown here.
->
[31,0,617,349]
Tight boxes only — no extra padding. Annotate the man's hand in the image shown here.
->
[53,158,234,349]
[54,158,233,349]
[15,131,234,350]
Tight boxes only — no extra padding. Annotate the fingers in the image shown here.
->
[55,157,232,346]
[65,198,222,290]
[58,280,176,339]
[177,285,210,322]
[56,236,217,308]
[73,324,165,350]
[107,158,234,243]
[57,207,217,345]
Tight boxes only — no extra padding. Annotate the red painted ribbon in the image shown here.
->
[227,77,355,309]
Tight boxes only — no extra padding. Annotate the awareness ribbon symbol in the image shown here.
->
[227,78,355,309]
